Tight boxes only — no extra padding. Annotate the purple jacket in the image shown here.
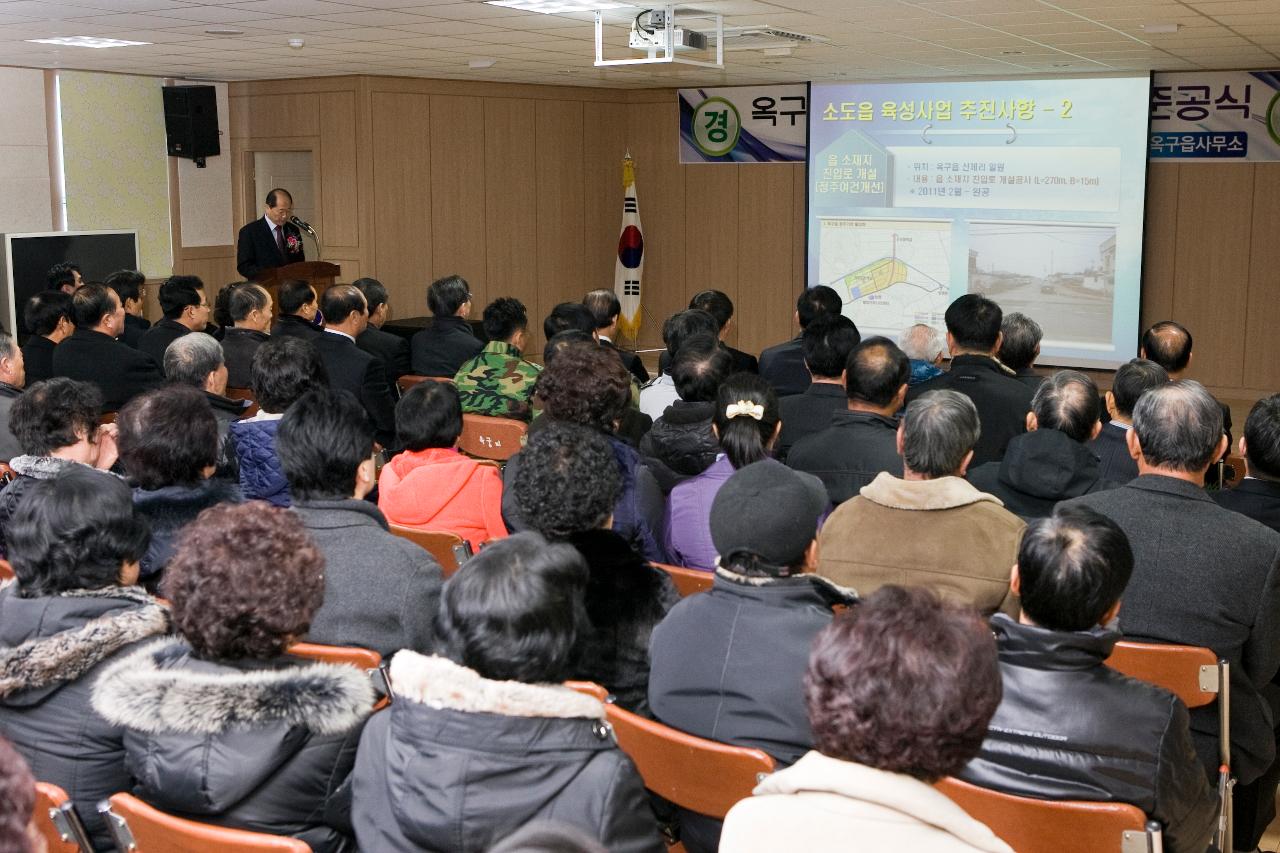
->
[663,455,735,570]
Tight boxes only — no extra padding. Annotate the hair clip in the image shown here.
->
[725,400,764,421]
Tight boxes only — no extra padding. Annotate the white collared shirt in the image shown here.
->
[323,327,355,343]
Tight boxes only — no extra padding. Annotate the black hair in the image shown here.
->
[265,188,292,207]
[158,275,204,320]
[846,337,911,407]
[1111,358,1169,418]
[352,277,388,314]
[534,343,630,433]
[944,293,1002,352]
[278,388,375,501]
[427,274,470,318]
[23,290,72,337]
[583,289,621,330]
[396,381,463,451]
[661,309,719,359]
[714,373,780,468]
[543,330,595,367]
[1032,371,1101,443]
[46,262,80,291]
[10,378,103,456]
[9,467,149,597]
[1141,321,1193,374]
[543,302,596,341]
[688,289,734,331]
[436,530,589,683]
[672,333,731,403]
[319,284,366,326]
[1245,394,1280,481]
[483,297,528,342]
[512,422,621,539]
[797,285,842,329]
[220,282,269,325]
[105,270,145,306]
[277,279,316,316]
[1018,505,1133,632]
[69,284,118,329]
[117,385,218,490]
[802,314,861,379]
[250,336,329,413]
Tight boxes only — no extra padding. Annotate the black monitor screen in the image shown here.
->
[3,231,138,340]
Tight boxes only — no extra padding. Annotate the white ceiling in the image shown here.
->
[0,0,1276,88]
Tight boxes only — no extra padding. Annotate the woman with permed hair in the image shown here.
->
[91,502,374,852]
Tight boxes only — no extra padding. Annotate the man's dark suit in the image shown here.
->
[759,337,810,397]
[221,327,268,389]
[22,336,56,385]
[236,217,305,281]
[51,328,162,412]
[120,313,150,350]
[1012,367,1045,391]
[657,342,759,377]
[1215,477,1280,534]
[787,409,901,505]
[314,331,397,448]
[600,337,649,385]
[906,353,1033,466]
[272,314,322,341]
[410,316,483,378]
[776,382,846,461]
[1089,421,1138,483]
[137,318,190,373]
[357,326,411,395]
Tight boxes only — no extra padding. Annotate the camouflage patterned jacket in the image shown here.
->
[453,341,542,421]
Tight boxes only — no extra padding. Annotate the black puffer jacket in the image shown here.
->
[91,638,374,853]
[132,479,242,582]
[966,429,1117,519]
[639,401,719,493]
[0,584,170,851]
[960,615,1218,853]
[352,652,663,853]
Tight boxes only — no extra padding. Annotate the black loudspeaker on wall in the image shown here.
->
[163,85,220,167]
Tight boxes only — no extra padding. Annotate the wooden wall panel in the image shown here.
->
[319,91,360,249]
[240,93,319,138]
[1171,164,1253,388]
[429,95,487,305]
[371,91,432,313]
[1245,166,1280,392]
[683,166,740,340]
[627,100,686,351]
[738,165,800,353]
[483,98,538,346]
[1140,165,1178,333]
[582,102,628,324]
[535,100,586,353]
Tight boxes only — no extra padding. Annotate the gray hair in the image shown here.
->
[899,324,945,362]
[999,312,1042,371]
[0,329,16,361]
[164,332,224,389]
[1132,380,1224,471]
[1032,370,1100,443]
[901,390,981,477]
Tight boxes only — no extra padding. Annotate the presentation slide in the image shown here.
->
[807,76,1150,369]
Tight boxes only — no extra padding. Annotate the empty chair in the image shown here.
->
[458,413,527,461]
[100,793,310,853]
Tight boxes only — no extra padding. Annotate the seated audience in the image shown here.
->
[378,380,507,548]
[651,461,854,853]
[278,389,442,658]
[776,315,860,460]
[818,390,1024,615]
[907,294,1033,465]
[21,290,73,385]
[351,532,662,853]
[117,385,239,585]
[352,277,410,393]
[164,332,246,479]
[900,322,945,385]
[138,275,209,369]
[230,336,329,507]
[105,269,150,349]
[967,370,1114,519]
[0,468,164,850]
[639,308,719,421]
[1141,319,1232,440]
[0,379,117,556]
[314,285,397,447]
[271,278,322,340]
[961,505,1216,853]
[92,503,373,853]
[216,281,273,388]
[686,289,758,375]
[1063,381,1280,849]
[1091,358,1168,482]
[0,736,41,853]
[640,334,730,492]
[0,330,24,461]
[454,297,541,420]
[410,274,481,377]
[512,423,678,712]
[543,301,598,341]
[997,312,1044,390]
[505,342,666,562]
[51,284,162,412]
[1216,393,1280,532]
[534,331,651,448]
[788,337,907,505]
[47,261,81,294]
[585,288,649,385]
[719,586,1010,853]
[760,285,842,397]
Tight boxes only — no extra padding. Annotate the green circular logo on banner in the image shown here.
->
[1267,92,1280,146]
[692,97,741,157]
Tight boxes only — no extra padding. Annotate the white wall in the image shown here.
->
[0,67,53,235]
[175,80,233,248]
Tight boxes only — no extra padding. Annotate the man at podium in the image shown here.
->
[236,188,305,280]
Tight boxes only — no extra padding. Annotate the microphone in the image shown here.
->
[290,215,317,235]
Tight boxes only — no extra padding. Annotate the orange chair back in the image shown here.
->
[224,387,260,419]
[1221,454,1246,489]
[936,776,1152,853]
[1105,640,1220,709]
[388,524,473,577]
[458,414,526,461]
[0,559,13,582]
[99,412,116,426]
[101,793,310,852]
[287,641,380,670]
[651,563,713,597]
[35,782,92,853]
[397,375,452,394]
[565,680,609,701]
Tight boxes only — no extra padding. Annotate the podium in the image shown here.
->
[255,262,341,317]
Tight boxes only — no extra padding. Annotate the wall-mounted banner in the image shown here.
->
[679,85,808,163]
[1150,70,1280,161]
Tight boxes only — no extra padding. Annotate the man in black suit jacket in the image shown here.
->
[1089,358,1168,483]
[584,289,649,385]
[314,285,397,448]
[760,285,842,397]
[105,270,151,349]
[689,289,758,375]
[21,290,73,385]
[271,279,323,341]
[906,294,1033,466]
[137,275,210,371]
[236,187,305,281]
[1063,381,1280,850]
[353,278,410,395]
[1216,394,1280,534]
[776,315,860,461]
[411,274,482,377]
[50,285,162,413]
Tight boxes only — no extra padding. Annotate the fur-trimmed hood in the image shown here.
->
[389,651,604,720]
[714,565,858,604]
[7,455,88,480]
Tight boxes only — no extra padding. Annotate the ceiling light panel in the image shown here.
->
[485,1,631,14]
[26,36,151,48]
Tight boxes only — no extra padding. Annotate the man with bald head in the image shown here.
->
[1140,320,1232,450]
[1064,381,1280,850]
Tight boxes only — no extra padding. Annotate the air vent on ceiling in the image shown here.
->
[719,26,828,51]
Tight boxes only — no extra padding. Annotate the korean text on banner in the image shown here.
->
[679,84,808,163]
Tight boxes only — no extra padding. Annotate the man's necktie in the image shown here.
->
[275,225,285,257]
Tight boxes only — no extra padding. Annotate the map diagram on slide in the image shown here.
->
[817,218,951,336]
